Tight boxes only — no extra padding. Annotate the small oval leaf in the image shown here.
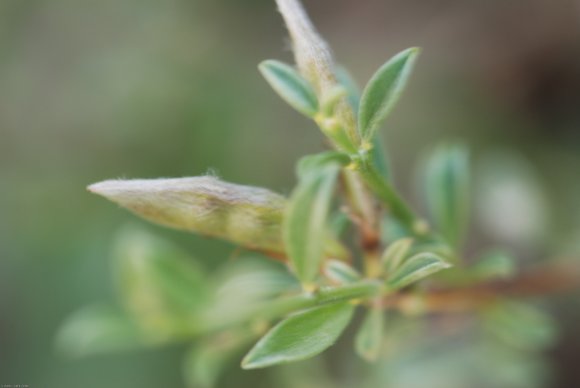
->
[284,154,344,285]
[358,47,420,141]
[484,301,557,351]
[421,142,470,248]
[183,329,255,388]
[113,227,209,337]
[355,308,384,362]
[335,66,361,112]
[296,151,350,178]
[387,252,451,290]
[472,249,517,281]
[323,259,362,285]
[259,60,319,117]
[381,237,413,274]
[370,134,391,181]
[55,305,147,357]
[241,302,355,369]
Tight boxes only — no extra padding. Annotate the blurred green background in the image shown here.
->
[1,0,580,387]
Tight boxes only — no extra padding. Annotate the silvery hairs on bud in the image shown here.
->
[88,177,287,254]
[275,0,358,145]
[275,0,335,95]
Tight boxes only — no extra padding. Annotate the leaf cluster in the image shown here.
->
[58,0,566,386]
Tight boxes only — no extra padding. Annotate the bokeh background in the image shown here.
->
[1,0,580,387]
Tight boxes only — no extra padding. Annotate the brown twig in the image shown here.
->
[382,261,580,313]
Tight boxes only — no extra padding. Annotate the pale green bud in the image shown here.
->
[276,0,335,96]
[88,177,286,254]
[89,176,349,261]
[275,0,359,147]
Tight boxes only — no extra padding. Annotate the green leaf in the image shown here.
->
[201,259,300,328]
[241,302,355,369]
[341,64,392,182]
[259,60,318,117]
[421,142,470,248]
[387,252,451,290]
[320,85,348,116]
[335,66,361,112]
[358,47,420,141]
[355,308,384,362]
[296,151,350,178]
[183,329,256,388]
[55,305,147,357]
[381,237,413,274]
[328,210,351,239]
[323,259,361,285]
[113,226,209,338]
[472,250,517,281]
[484,301,557,351]
[370,134,391,181]
[285,154,344,286]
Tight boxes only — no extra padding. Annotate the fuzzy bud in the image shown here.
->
[88,177,287,254]
[90,176,349,261]
[276,0,358,147]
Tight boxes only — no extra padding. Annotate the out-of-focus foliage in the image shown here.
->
[2,0,580,387]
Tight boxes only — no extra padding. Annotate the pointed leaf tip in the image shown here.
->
[358,47,420,141]
[284,154,343,284]
[241,302,354,369]
[387,252,451,290]
[421,142,470,248]
[355,308,384,362]
[259,60,318,117]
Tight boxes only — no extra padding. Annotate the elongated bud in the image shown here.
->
[88,177,287,254]
[89,176,349,261]
[275,0,358,147]
[276,0,334,96]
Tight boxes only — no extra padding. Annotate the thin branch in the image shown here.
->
[382,262,580,313]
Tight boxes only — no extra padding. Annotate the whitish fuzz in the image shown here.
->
[88,177,287,254]
[275,0,358,146]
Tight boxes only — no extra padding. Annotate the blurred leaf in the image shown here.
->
[89,176,288,254]
[328,210,351,239]
[55,305,147,357]
[381,237,413,274]
[296,151,350,178]
[472,249,517,281]
[355,308,384,362]
[323,259,361,285]
[370,134,391,181]
[476,150,549,247]
[201,258,300,328]
[387,252,451,290]
[183,328,256,388]
[358,47,420,141]
[335,66,361,112]
[376,335,549,388]
[285,154,344,286]
[381,215,411,242]
[259,59,318,117]
[241,302,355,369]
[113,226,209,339]
[484,301,558,351]
[276,357,336,388]
[421,143,470,248]
[320,85,348,116]
[297,152,351,262]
